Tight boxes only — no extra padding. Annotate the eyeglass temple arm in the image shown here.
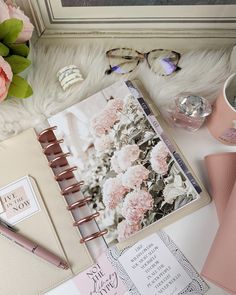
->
[105,59,138,75]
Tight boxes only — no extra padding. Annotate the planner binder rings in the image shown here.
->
[38,126,108,243]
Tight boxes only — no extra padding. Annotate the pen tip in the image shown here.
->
[59,262,69,270]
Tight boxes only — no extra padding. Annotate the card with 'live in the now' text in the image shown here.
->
[0,176,41,225]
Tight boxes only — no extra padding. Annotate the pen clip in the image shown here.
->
[0,219,17,232]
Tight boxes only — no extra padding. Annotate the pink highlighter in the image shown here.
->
[0,219,69,270]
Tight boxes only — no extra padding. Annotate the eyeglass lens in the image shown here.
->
[106,48,140,74]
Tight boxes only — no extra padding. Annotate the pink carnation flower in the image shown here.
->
[122,165,149,189]
[150,141,169,174]
[91,108,118,137]
[102,175,128,209]
[117,220,141,242]
[111,152,123,174]
[106,98,124,112]
[122,190,154,225]
[94,135,112,152]
[117,144,140,171]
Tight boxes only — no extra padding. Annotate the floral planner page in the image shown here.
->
[48,80,209,247]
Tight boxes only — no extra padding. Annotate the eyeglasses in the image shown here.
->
[105,48,181,76]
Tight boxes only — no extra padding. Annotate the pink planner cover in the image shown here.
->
[202,152,236,295]
[204,152,236,222]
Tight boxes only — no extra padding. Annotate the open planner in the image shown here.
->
[0,80,211,295]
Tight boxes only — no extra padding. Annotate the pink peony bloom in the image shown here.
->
[90,120,106,137]
[0,0,10,22]
[90,98,124,137]
[106,98,124,112]
[122,190,154,225]
[0,56,13,102]
[122,165,149,189]
[110,151,123,174]
[117,144,140,171]
[8,5,34,43]
[151,141,169,159]
[117,220,141,242]
[123,206,144,225]
[150,141,169,174]
[94,135,112,152]
[102,175,129,209]
[151,157,169,174]
[91,108,118,137]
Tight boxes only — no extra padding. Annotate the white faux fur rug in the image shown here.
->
[0,39,235,141]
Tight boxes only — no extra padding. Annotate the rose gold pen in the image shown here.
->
[0,219,69,270]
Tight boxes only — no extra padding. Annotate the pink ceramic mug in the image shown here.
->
[207,73,236,145]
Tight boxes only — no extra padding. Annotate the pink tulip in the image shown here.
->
[0,56,13,102]
[8,5,34,43]
[0,0,10,22]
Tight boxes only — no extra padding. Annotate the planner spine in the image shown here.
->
[37,126,108,244]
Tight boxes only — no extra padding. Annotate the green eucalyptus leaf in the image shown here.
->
[7,43,29,57]
[8,75,33,98]
[0,42,9,56]
[5,55,31,74]
[0,19,23,43]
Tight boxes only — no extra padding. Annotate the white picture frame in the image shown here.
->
[16,0,236,39]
